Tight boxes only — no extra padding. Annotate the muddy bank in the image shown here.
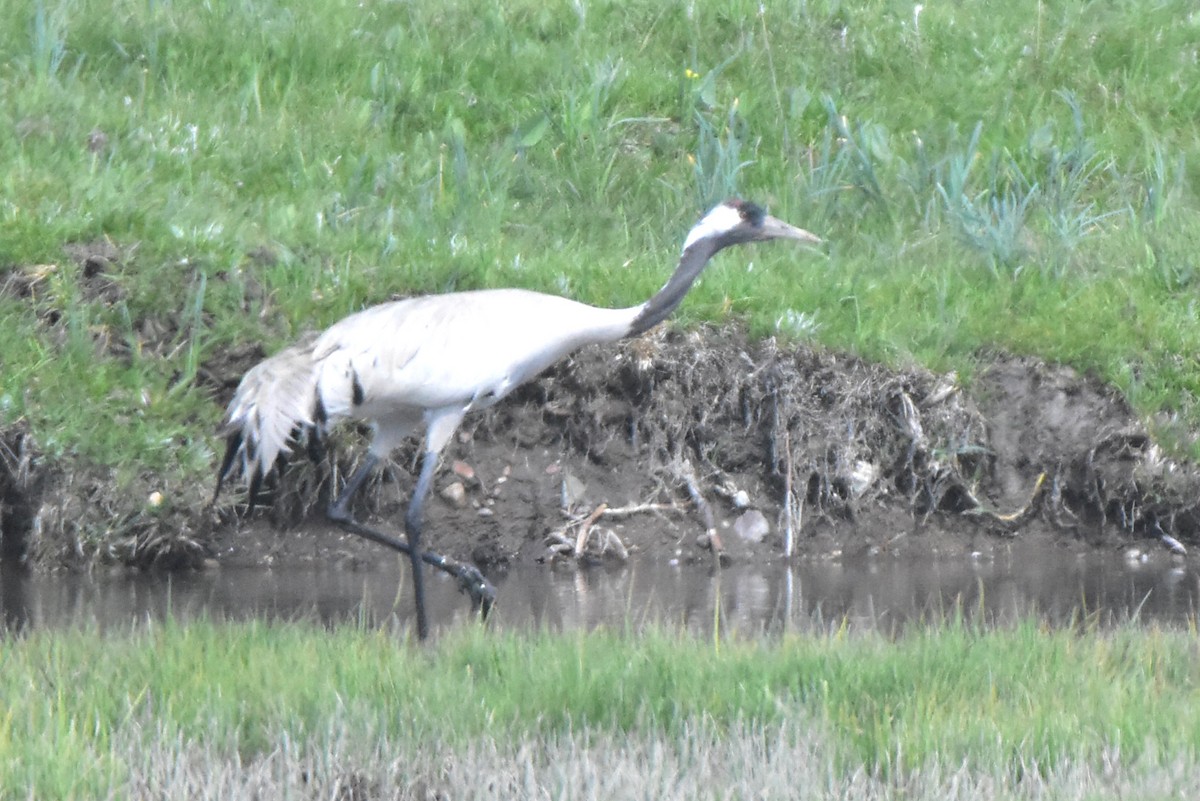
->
[3,329,1198,571]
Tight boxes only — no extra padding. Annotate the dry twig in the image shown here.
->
[573,503,608,555]
[673,459,724,558]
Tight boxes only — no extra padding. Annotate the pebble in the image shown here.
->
[732,509,770,543]
[561,473,587,506]
[1123,547,1148,564]
[847,460,879,498]
[439,481,468,508]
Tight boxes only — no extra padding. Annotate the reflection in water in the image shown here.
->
[1,541,1197,634]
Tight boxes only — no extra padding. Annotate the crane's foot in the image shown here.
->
[453,564,496,619]
[328,509,495,621]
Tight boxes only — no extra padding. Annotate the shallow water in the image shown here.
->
[2,540,1195,634]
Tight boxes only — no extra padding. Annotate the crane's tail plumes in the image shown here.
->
[214,342,323,506]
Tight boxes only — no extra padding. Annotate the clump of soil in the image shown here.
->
[0,422,41,561]
[5,328,1198,572]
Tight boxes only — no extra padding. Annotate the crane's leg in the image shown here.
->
[325,410,492,637]
[327,453,381,520]
[402,446,438,639]
[401,408,467,640]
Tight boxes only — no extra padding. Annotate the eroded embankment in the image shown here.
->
[2,327,1198,571]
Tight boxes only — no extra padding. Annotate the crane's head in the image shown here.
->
[628,199,823,336]
[683,199,822,253]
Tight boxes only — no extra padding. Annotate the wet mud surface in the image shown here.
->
[5,323,1197,575]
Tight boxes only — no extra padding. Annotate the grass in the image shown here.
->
[3,0,1200,541]
[2,617,1200,798]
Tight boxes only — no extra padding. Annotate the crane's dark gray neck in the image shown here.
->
[626,237,721,337]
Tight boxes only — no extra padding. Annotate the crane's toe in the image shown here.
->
[457,567,497,618]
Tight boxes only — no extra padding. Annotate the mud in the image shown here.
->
[4,324,1198,574]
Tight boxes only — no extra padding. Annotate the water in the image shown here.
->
[2,541,1196,634]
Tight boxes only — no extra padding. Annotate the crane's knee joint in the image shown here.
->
[327,503,353,525]
[404,511,423,541]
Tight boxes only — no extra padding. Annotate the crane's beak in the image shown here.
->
[759,214,823,246]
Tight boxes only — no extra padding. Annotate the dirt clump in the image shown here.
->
[204,329,1198,572]
[5,329,1199,572]
[0,422,41,561]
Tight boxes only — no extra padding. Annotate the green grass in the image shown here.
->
[2,618,1200,798]
[3,0,1200,517]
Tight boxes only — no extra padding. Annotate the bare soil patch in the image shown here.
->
[4,327,1197,573]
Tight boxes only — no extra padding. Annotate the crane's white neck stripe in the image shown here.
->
[683,204,742,251]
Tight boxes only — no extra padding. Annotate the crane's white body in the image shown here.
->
[224,289,640,479]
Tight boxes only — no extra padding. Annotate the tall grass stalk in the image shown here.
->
[2,618,1199,798]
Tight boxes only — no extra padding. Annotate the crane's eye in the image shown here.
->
[738,201,765,226]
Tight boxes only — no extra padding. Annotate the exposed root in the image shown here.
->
[671,458,723,559]
[543,500,673,563]
[573,503,608,555]
[963,473,1048,536]
[596,502,683,518]
[781,426,799,559]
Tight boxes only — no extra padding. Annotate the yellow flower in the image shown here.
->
[685,68,700,80]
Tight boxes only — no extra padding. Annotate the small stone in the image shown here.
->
[732,489,751,509]
[452,460,475,481]
[561,473,587,506]
[477,507,494,518]
[439,481,468,508]
[695,532,710,550]
[147,491,164,508]
[1124,547,1147,563]
[732,509,770,544]
[847,460,879,498]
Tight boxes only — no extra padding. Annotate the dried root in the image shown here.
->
[670,458,724,562]
[962,473,1048,536]
[542,498,683,564]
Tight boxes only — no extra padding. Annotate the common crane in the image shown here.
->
[215,199,822,639]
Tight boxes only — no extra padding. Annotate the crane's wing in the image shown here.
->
[310,289,634,418]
